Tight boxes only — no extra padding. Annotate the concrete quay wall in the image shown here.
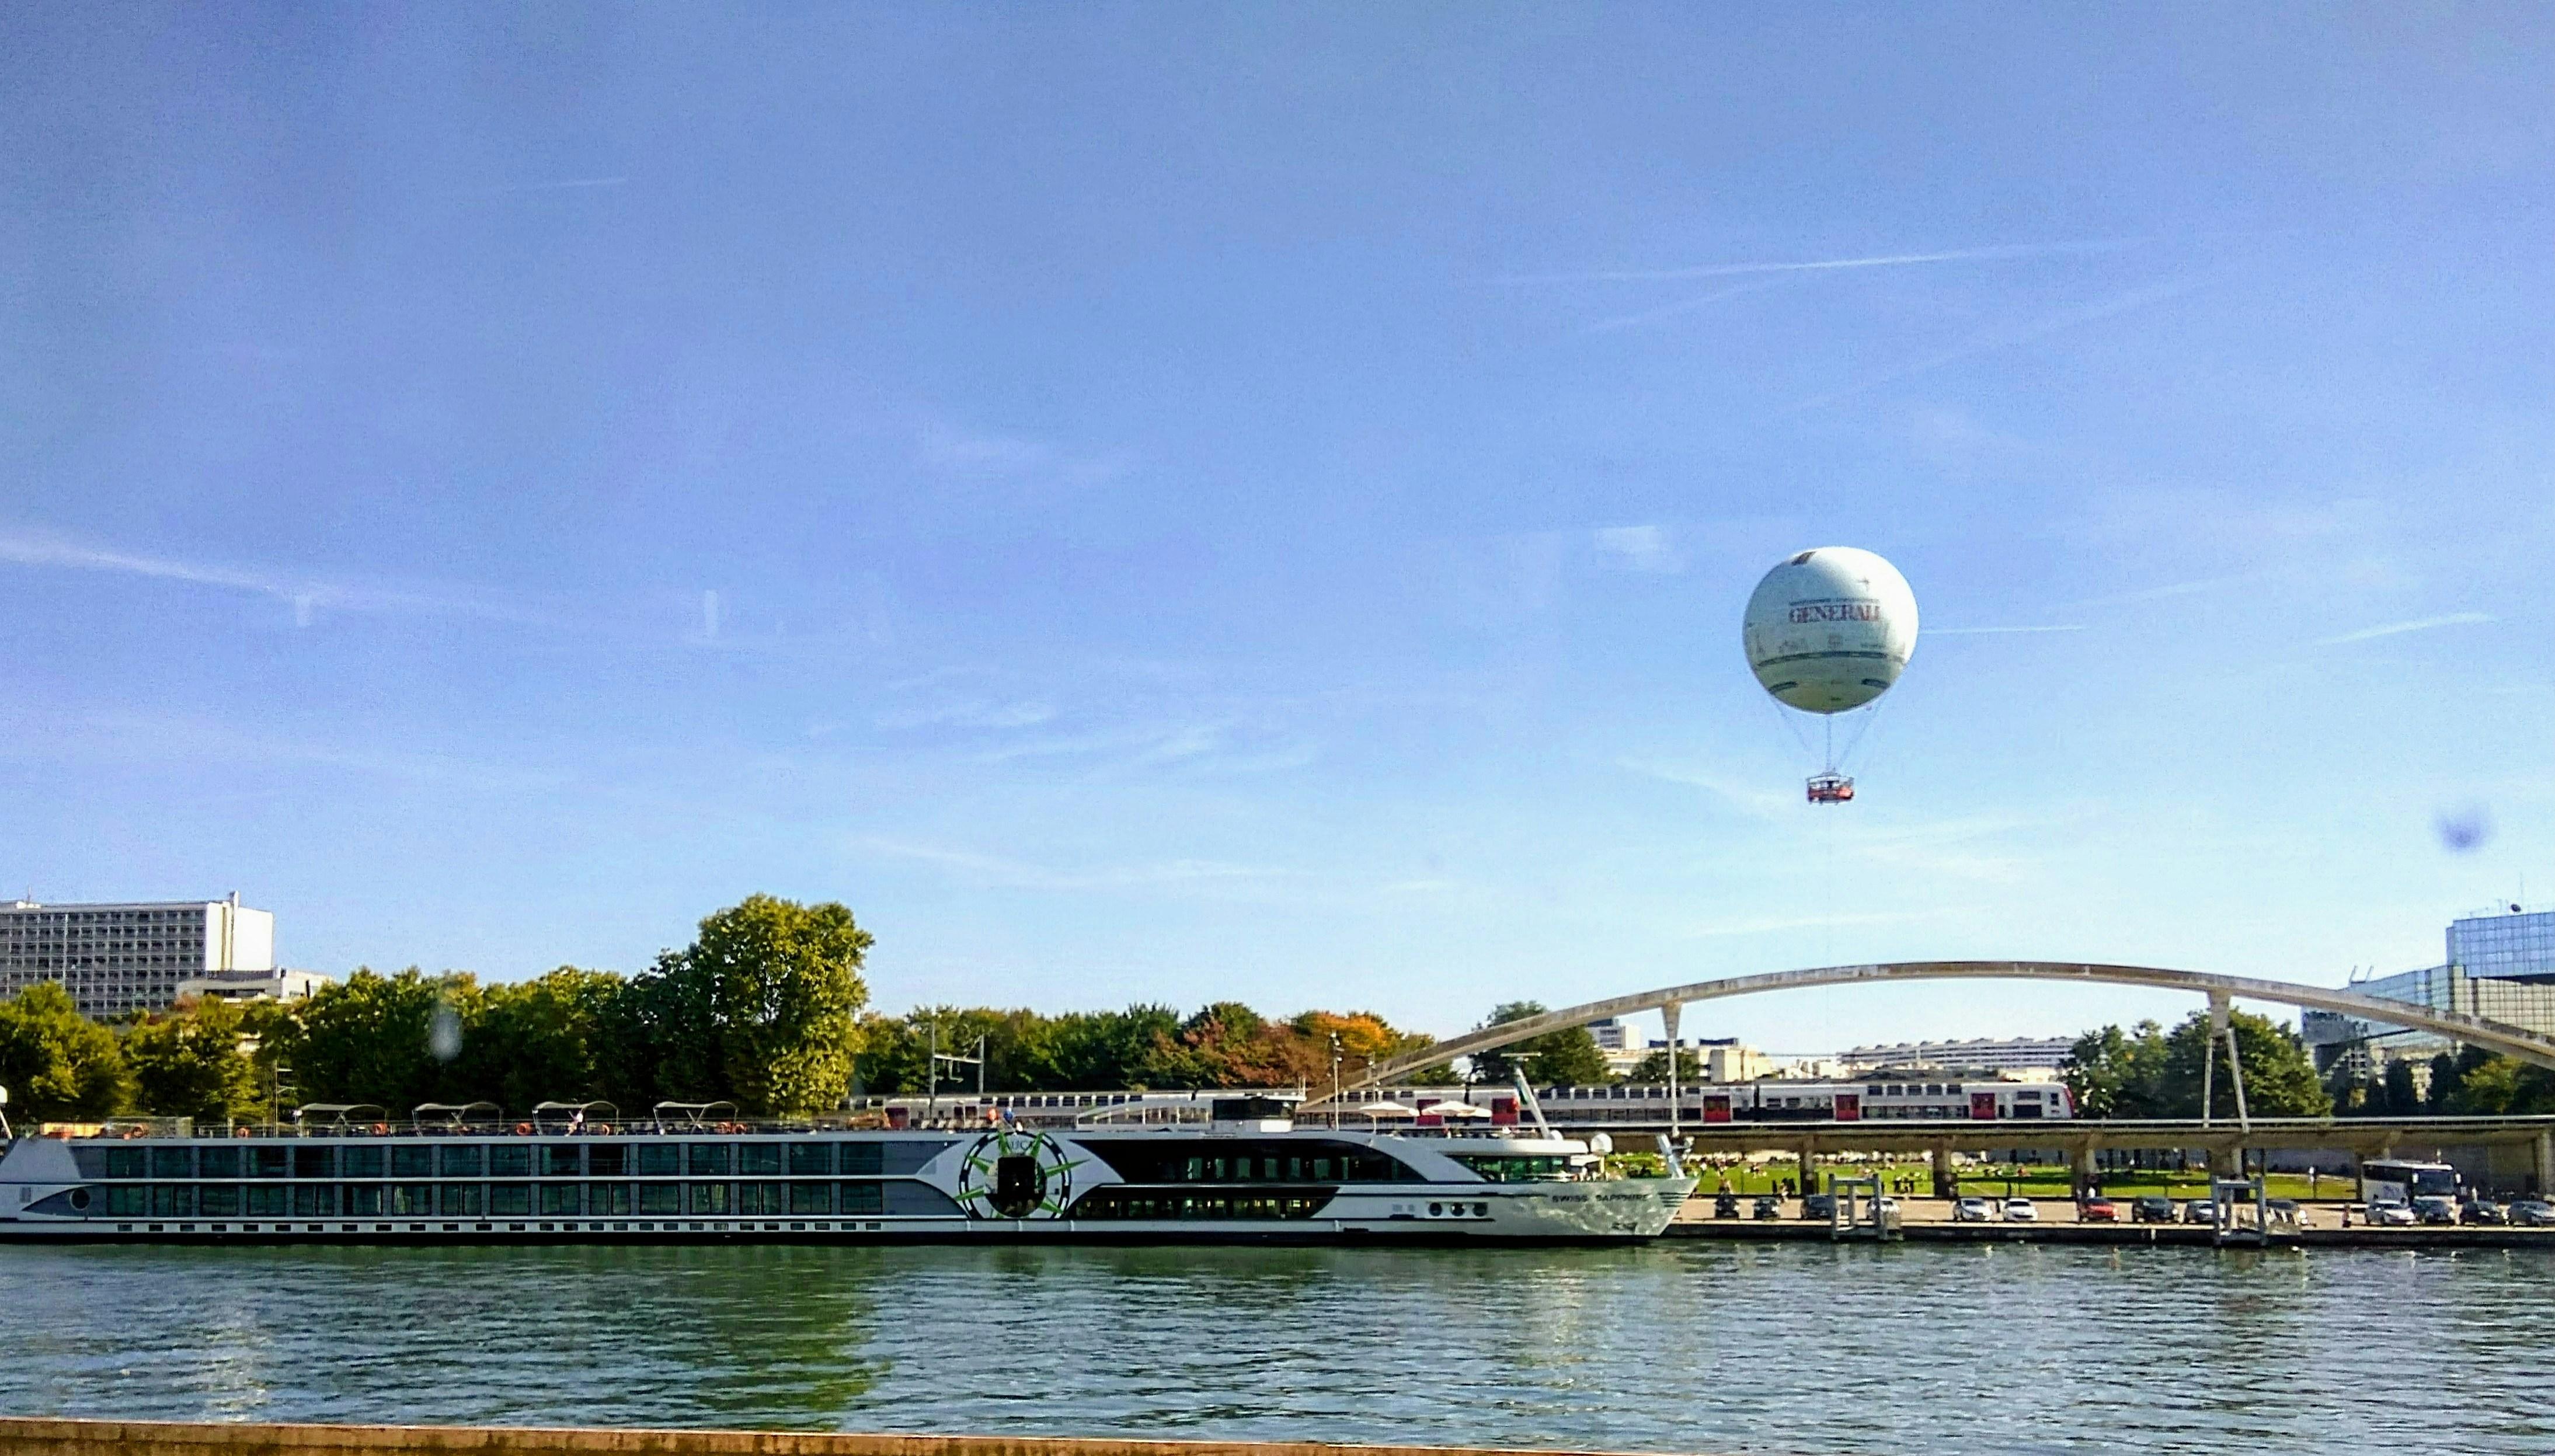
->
[0,1422,1696,1456]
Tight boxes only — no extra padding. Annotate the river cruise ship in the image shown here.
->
[0,1095,1692,1245]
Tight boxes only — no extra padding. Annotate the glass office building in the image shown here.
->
[2303,905,2555,1071]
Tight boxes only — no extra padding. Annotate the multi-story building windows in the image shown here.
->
[0,896,309,1018]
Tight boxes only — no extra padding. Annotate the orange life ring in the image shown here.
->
[514,1122,532,1136]
[371,1123,389,1136]
[235,1125,253,1138]
[591,1123,612,1136]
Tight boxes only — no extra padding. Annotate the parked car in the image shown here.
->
[2080,1197,2119,1223]
[2366,1199,2417,1226]
[2183,1199,2216,1224]
[2462,1198,2507,1225]
[2002,1198,2038,1222]
[2508,1199,2554,1227]
[1714,1192,1742,1220]
[1752,1196,1781,1220]
[1802,1193,1837,1221]
[1872,1196,1900,1217]
[2413,1196,2459,1226]
[2131,1196,2177,1224]
[1953,1196,1996,1223]
[2267,1198,2309,1229]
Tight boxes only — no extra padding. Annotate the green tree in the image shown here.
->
[123,996,260,1122]
[2379,1058,2422,1116]
[1627,1047,1703,1084]
[281,967,486,1114]
[467,968,630,1114]
[2157,1009,2330,1118]
[2435,1053,2555,1115]
[0,983,128,1120]
[651,894,872,1115]
[2062,1020,2168,1118]
[1467,1001,1615,1088]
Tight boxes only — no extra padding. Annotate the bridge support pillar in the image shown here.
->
[1931,1144,1957,1201]
[1798,1141,1819,1199]
[2072,1141,2098,1200]
[2536,1130,2553,1197]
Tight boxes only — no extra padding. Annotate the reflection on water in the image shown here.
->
[1,1241,2546,1454]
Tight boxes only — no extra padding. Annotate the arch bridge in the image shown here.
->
[1353,960,2555,1089]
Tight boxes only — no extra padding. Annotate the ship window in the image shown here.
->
[105,1186,148,1217]
[438,1146,483,1177]
[441,1185,483,1217]
[389,1146,431,1179]
[587,1145,626,1177]
[686,1144,730,1176]
[150,1148,194,1179]
[103,1148,146,1179]
[634,1145,678,1176]
[199,1146,241,1179]
[345,1186,382,1215]
[841,1143,883,1175]
[387,1185,430,1217]
[542,1145,583,1178]
[688,1183,729,1214]
[488,1145,530,1177]
[590,1184,632,1215]
[840,1181,885,1215]
[252,1146,290,1178]
[294,1185,335,1217]
[739,1183,784,1215]
[489,1184,530,1215]
[197,1186,239,1217]
[788,1181,831,1214]
[293,1147,333,1179]
[150,1185,194,1217]
[788,1144,832,1176]
[248,1186,290,1217]
[340,1147,383,1179]
[739,1144,782,1176]
[539,1185,580,1215]
[636,1183,681,1215]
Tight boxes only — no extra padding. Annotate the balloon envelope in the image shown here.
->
[1742,547,1919,714]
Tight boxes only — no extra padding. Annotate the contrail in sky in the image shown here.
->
[1504,236,2147,285]
[1929,625,2088,636]
[2316,612,2493,646]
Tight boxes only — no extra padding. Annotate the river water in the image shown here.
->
[0,1241,2543,1455]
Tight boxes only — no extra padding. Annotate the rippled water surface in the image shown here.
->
[1,1241,2546,1454]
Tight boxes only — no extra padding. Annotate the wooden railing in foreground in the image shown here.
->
[0,1420,1709,1456]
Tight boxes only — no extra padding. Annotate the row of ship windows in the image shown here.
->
[84,1142,887,1180]
[85,1181,894,1219]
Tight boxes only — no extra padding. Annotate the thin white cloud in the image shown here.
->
[1582,280,1781,333]
[854,837,1289,893]
[0,527,555,629]
[914,423,1133,488]
[2065,573,2258,609]
[1929,624,2087,636]
[1788,273,2212,412]
[1591,525,1683,573]
[875,699,1059,732]
[1506,236,2147,285]
[2316,612,2494,646]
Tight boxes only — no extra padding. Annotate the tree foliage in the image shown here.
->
[2065,1011,2328,1118]
[124,995,262,1123]
[1467,1001,1614,1087]
[0,983,127,1119]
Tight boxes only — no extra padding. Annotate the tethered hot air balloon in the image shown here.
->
[1742,546,1919,804]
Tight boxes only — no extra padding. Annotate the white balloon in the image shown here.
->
[1742,547,1919,715]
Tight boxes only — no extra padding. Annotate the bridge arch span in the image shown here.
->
[1361,960,2555,1086]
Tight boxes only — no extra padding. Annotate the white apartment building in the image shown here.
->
[1840,1035,2075,1075]
[0,896,278,1018]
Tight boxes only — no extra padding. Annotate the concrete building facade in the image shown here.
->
[1840,1035,2076,1074]
[0,897,279,1018]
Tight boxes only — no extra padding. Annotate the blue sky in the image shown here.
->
[4,5,2550,1053]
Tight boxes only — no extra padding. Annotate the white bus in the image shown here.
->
[2361,1158,2457,1208]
